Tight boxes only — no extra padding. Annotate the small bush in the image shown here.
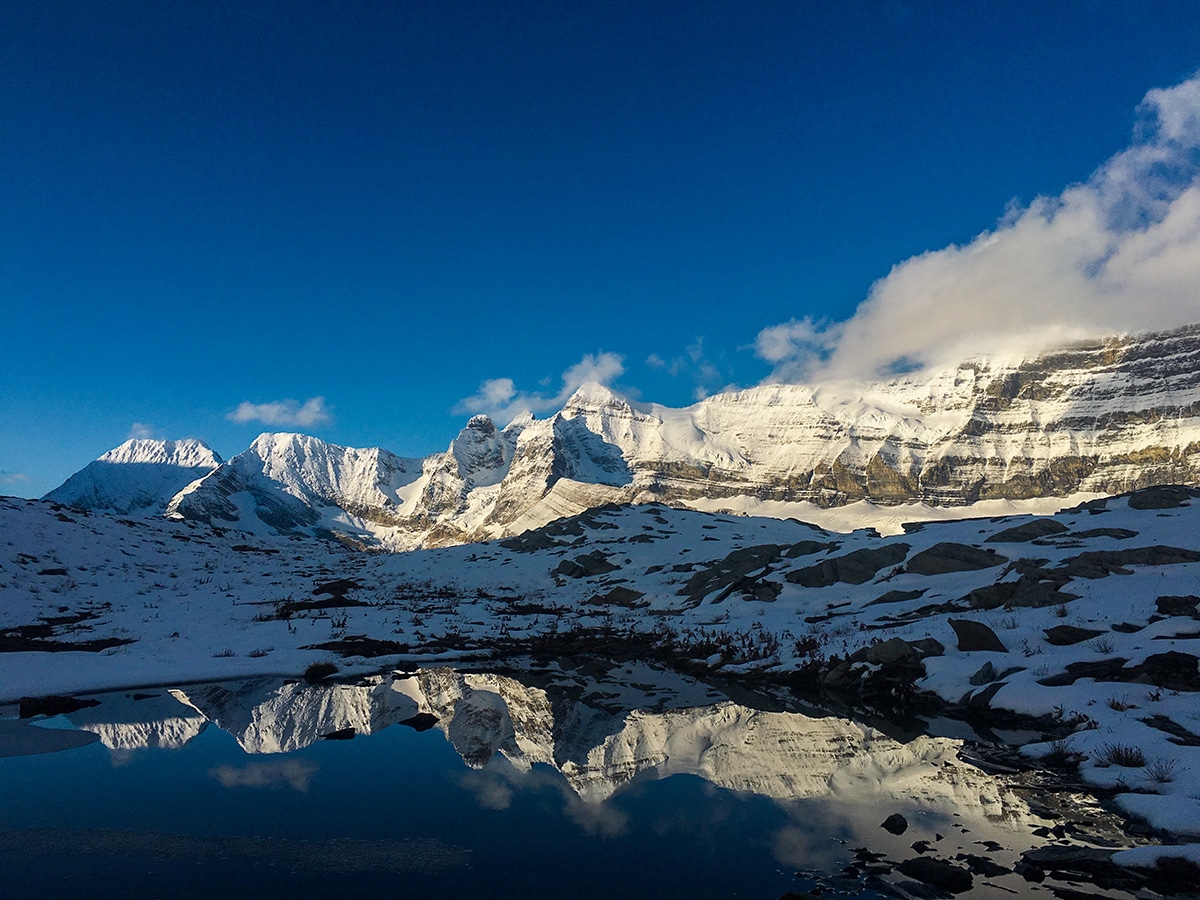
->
[304,661,338,683]
[212,648,235,658]
[248,647,274,659]
[1107,695,1134,712]
[1042,738,1084,769]
[1097,742,1146,767]
[1089,636,1115,654]
[1144,758,1182,784]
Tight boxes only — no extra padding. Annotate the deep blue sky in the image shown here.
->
[3,1,1200,496]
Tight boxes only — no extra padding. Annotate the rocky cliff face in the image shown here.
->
[46,325,1200,549]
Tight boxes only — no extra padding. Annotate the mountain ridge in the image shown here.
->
[42,324,1200,549]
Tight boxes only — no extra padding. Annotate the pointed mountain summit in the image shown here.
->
[44,438,222,515]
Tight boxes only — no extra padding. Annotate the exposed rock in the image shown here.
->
[896,857,973,894]
[1043,625,1106,646]
[948,619,1008,653]
[787,544,910,587]
[1058,546,1200,579]
[554,552,620,578]
[962,560,1079,609]
[678,544,782,604]
[968,662,999,685]
[1070,527,1138,540]
[1156,595,1200,618]
[1140,714,1200,746]
[867,588,926,607]
[1128,651,1200,691]
[986,519,1068,543]
[954,853,1011,878]
[1016,846,1126,886]
[1037,657,1129,686]
[1127,485,1200,509]
[881,813,909,835]
[587,586,647,608]
[783,540,838,558]
[906,542,1006,575]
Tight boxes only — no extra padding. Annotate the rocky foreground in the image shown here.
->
[4,485,1200,890]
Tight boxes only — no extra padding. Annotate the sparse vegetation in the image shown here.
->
[1144,758,1182,784]
[1097,742,1146,767]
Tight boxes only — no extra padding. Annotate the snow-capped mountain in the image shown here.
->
[164,432,424,543]
[44,324,1200,548]
[44,438,222,515]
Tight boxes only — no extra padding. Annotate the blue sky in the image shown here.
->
[4,2,1200,496]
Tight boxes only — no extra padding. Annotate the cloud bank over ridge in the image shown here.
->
[758,72,1200,383]
[455,352,625,424]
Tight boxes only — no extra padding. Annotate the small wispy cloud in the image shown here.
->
[209,760,318,791]
[454,352,625,423]
[757,71,1200,383]
[227,396,332,428]
[646,337,732,401]
[127,422,156,440]
[0,471,29,486]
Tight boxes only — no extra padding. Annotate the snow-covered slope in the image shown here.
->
[44,438,222,515]
[49,324,1200,549]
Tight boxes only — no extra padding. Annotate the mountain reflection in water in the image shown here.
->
[1,665,1115,898]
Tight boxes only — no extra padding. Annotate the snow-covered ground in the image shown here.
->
[3,486,1200,851]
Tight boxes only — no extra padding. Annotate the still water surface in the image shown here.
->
[0,666,1111,899]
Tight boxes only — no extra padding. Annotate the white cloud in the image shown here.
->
[210,760,317,791]
[757,72,1200,383]
[127,422,156,440]
[0,471,28,486]
[454,352,625,423]
[227,396,332,428]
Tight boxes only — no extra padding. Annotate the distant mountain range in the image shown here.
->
[44,324,1200,550]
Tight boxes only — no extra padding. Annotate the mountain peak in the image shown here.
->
[564,381,623,409]
[45,437,222,516]
[98,438,222,469]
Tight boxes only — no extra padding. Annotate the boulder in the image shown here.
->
[1127,485,1200,509]
[986,519,1068,543]
[896,857,973,894]
[787,543,909,587]
[1043,625,1105,646]
[678,544,782,603]
[881,813,908,835]
[1128,651,1200,691]
[1156,595,1200,618]
[867,588,926,606]
[907,542,1006,575]
[554,551,620,578]
[1058,546,1200,579]
[948,618,1008,652]
[587,586,647,608]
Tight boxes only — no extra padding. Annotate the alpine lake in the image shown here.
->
[3,658,1174,900]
